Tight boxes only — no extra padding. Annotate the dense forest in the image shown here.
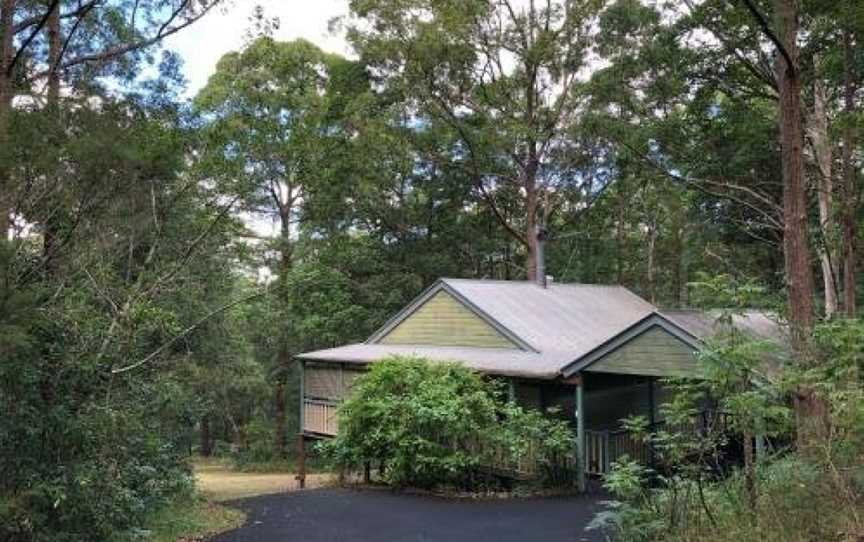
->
[0,0,862,540]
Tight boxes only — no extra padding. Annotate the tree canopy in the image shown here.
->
[0,0,862,539]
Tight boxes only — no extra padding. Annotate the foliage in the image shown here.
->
[593,454,862,542]
[1,0,863,537]
[591,317,864,542]
[493,401,579,487]
[0,81,253,541]
[321,356,497,488]
[345,0,609,277]
[320,357,575,490]
[108,495,245,542]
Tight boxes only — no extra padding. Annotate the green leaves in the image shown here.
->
[321,356,575,489]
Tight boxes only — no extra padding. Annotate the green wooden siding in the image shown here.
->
[587,326,701,378]
[379,290,517,349]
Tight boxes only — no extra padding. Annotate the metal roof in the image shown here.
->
[438,278,656,355]
[299,343,564,379]
[663,310,785,343]
[297,279,786,380]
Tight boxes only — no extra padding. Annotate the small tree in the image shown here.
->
[323,356,497,488]
[321,356,575,489]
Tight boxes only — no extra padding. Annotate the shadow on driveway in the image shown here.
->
[211,488,607,542]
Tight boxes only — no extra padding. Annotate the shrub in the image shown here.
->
[0,385,196,542]
[320,356,575,490]
[589,316,864,542]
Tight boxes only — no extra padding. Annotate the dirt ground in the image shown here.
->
[194,461,335,502]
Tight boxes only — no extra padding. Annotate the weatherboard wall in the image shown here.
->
[378,290,518,349]
[586,326,701,378]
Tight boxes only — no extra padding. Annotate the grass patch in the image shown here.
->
[193,457,334,502]
[232,455,332,474]
[113,495,244,542]
[193,454,331,474]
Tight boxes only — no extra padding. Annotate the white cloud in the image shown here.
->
[166,0,352,98]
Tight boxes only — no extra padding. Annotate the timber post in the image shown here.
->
[296,359,306,489]
[296,434,306,489]
[570,374,586,493]
[648,377,656,469]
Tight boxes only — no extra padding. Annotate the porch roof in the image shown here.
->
[297,343,567,379]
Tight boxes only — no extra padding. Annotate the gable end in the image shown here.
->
[587,326,701,378]
[375,289,520,349]
[561,313,704,378]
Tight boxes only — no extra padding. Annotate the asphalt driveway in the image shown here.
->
[211,488,607,542]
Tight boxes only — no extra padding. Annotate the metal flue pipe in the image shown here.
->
[536,225,549,288]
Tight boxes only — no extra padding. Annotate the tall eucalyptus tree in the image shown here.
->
[345,0,606,280]
[195,37,369,454]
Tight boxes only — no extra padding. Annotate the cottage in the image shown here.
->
[297,277,780,489]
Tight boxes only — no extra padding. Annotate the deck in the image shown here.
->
[303,398,339,436]
[302,397,731,478]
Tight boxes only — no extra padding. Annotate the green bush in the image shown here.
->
[0,408,195,542]
[589,315,864,542]
[320,356,575,490]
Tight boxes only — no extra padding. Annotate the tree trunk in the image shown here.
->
[47,1,61,100]
[841,29,858,318]
[273,202,293,457]
[774,0,824,452]
[616,189,626,284]
[774,0,815,346]
[0,0,15,241]
[670,216,685,307]
[274,377,287,457]
[525,168,539,282]
[42,0,62,274]
[200,416,212,456]
[807,78,838,318]
[646,218,658,305]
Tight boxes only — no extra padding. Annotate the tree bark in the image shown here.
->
[200,415,212,456]
[646,218,658,305]
[273,202,293,457]
[274,377,287,457]
[773,0,825,453]
[806,78,838,318]
[47,1,61,100]
[841,29,858,318]
[42,0,62,274]
[0,0,15,241]
[525,168,539,282]
[774,0,815,346]
[616,190,625,284]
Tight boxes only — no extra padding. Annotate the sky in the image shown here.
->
[165,1,354,243]
[166,0,353,98]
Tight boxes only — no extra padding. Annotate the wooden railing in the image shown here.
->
[585,411,731,475]
[585,429,650,475]
[654,410,732,437]
[470,438,577,481]
[479,440,543,477]
[303,398,339,436]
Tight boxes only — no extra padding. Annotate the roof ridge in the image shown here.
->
[441,277,644,289]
